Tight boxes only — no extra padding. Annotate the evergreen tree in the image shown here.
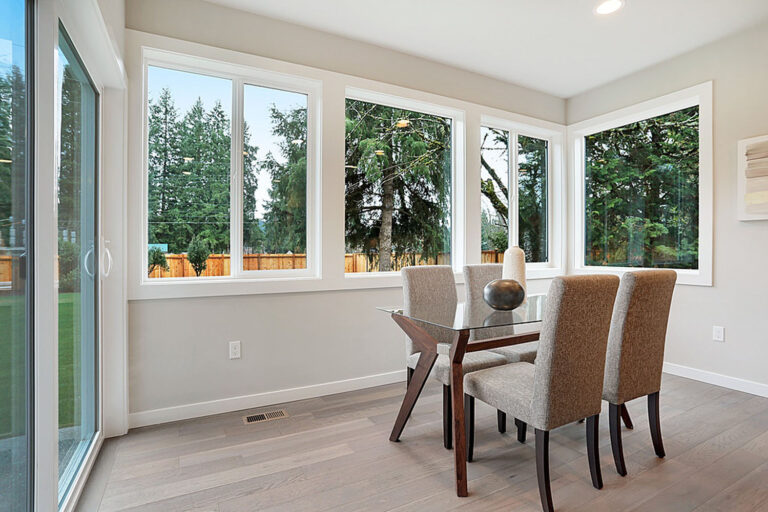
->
[260,105,307,254]
[345,100,452,271]
[147,88,182,250]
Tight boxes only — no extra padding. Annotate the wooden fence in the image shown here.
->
[0,251,507,282]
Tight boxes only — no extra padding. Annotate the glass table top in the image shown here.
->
[378,294,546,331]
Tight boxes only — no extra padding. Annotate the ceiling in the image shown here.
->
[203,0,768,98]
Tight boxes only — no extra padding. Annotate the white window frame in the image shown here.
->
[567,82,713,286]
[139,48,322,285]
[480,115,566,280]
[343,87,466,277]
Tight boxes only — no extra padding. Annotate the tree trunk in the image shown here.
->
[379,171,394,272]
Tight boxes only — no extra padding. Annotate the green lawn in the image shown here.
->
[0,292,81,440]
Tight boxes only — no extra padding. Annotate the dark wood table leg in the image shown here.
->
[449,330,470,497]
[389,315,439,442]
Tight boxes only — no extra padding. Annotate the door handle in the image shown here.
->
[83,245,95,278]
[102,243,113,278]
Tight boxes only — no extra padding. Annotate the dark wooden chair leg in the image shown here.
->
[497,410,506,433]
[586,414,603,489]
[465,395,475,462]
[406,366,414,386]
[609,403,627,476]
[515,418,527,443]
[535,429,554,512]
[620,403,634,429]
[648,392,665,458]
[443,385,452,449]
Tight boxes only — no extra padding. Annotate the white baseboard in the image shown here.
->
[128,369,407,429]
[663,362,768,398]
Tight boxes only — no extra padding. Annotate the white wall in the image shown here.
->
[124,0,563,426]
[567,21,768,390]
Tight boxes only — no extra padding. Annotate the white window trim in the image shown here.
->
[567,82,713,286]
[343,87,466,277]
[138,48,323,287]
[480,115,567,280]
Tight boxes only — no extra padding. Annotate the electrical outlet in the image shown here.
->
[712,326,725,342]
[229,340,241,359]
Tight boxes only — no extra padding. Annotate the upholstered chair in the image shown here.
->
[464,274,620,512]
[603,270,677,476]
[402,266,507,449]
[463,263,539,433]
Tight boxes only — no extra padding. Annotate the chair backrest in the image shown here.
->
[603,270,677,404]
[463,264,510,341]
[531,274,619,430]
[401,265,457,357]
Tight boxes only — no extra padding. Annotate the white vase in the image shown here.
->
[502,246,526,295]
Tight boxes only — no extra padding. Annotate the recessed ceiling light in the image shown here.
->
[595,0,624,15]
[396,119,410,128]
[291,139,303,145]
[0,159,11,164]
[183,156,194,162]
[182,171,191,175]
[374,149,385,156]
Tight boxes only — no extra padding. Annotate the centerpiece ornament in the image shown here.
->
[483,279,525,311]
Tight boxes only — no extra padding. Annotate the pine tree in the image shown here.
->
[345,100,451,271]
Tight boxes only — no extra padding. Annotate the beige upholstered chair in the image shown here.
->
[463,263,539,433]
[603,270,677,476]
[402,266,507,449]
[464,275,620,512]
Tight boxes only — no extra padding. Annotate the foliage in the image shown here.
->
[58,239,80,293]
[344,100,452,271]
[187,235,210,276]
[148,246,169,276]
[584,106,699,268]
[0,66,28,249]
[480,128,547,262]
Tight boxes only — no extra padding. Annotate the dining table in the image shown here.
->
[377,293,547,497]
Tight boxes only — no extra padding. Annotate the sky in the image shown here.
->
[0,0,26,75]
[147,66,307,218]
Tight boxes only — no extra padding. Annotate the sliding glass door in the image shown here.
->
[0,0,33,511]
[55,25,98,505]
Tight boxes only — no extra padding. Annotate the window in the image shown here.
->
[571,83,713,285]
[56,24,99,504]
[585,107,699,269]
[144,56,316,282]
[146,66,232,278]
[242,84,308,271]
[345,97,453,273]
[0,1,32,509]
[480,127,549,263]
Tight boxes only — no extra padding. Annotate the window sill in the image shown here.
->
[128,266,564,300]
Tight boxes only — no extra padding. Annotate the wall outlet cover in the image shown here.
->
[229,340,242,359]
[712,326,725,342]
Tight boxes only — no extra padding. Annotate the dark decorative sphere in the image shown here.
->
[483,279,525,311]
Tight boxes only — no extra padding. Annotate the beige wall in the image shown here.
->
[124,0,563,423]
[568,21,768,387]
[125,0,565,124]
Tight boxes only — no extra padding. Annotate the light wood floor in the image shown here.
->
[76,374,768,512]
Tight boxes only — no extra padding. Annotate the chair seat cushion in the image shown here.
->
[490,341,539,363]
[407,351,508,386]
[464,362,536,425]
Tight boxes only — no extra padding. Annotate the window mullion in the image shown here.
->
[230,79,244,279]
[510,131,520,248]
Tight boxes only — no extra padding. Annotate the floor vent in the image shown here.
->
[243,409,288,425]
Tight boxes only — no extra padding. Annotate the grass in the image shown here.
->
[0,292,82,440]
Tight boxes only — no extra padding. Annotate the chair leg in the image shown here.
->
[620,403,634,430]
[465,395,475,462]
[535,429,554,512]
[497,410,506,433]
[515,418,527,443]
[406,366,414,386]
[609,403,627,476]
[586,414,603,489]
[443,385,452,449]
[648,392,666,458]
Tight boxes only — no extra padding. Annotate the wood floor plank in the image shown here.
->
[80,376,768,512]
